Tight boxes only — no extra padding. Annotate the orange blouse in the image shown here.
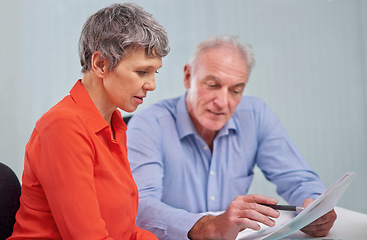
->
[9,80,157,240]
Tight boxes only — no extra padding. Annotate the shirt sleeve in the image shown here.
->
[29,115,113,239]
[127,115,202,240]
[254,101,326,206]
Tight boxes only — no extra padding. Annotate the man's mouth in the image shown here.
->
[208,109,224,115]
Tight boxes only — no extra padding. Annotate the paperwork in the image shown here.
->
[236,172,356,240]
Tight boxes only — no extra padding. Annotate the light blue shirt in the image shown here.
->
[127,94,325,240]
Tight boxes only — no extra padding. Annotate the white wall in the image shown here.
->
[1,0,366,214]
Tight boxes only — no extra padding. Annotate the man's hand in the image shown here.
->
[187,194,280,240]
[300,198,337,237]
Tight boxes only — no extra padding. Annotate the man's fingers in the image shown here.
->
[302,222,333,237]
[301,210,337,237]
[226,194,281,228]
[235,207,278,228]
[237,218,262,231]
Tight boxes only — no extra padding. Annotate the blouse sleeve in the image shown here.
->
[27,116,113,239]
[133,225,159,240]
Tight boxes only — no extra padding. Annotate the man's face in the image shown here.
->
[184,47,249,134]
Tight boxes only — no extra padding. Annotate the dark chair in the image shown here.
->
[123,115,133,125]
[0,162,21,240]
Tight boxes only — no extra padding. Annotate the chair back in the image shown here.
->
[123,115,133,125]
[0,162,21,240]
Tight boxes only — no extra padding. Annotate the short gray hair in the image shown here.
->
[189,35,255,75]
[79,3,170,73]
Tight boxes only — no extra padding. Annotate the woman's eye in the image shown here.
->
[137,71,147,75]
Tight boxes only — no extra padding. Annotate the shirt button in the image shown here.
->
[210,171,215,175]
[203,145,208,150]
[210,196,215,201]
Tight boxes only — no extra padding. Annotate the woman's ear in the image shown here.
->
[91,51,109,78]
[183,64,192,89]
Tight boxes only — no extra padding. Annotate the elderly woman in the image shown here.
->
[9,3,169,239]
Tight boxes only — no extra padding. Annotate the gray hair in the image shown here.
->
[79,3,170,73]
[189,35,255,75]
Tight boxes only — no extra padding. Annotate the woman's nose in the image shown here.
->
[143,77,156,91]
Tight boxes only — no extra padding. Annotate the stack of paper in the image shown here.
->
[236,172,356,240]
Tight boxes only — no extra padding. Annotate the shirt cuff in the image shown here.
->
[166,211,203,239]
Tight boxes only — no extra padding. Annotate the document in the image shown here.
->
[236,172,356,240]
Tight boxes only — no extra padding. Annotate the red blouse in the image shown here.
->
[9,80,157,240]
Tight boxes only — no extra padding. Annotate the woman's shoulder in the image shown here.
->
[35,95,86,132]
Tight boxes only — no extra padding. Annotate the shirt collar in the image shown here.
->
[175,93,237,140]
[69,80,127,136]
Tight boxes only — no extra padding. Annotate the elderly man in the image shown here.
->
[127,36,336,240]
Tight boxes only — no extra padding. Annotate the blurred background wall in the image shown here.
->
[1,0,366,214]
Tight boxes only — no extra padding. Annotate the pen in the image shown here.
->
[261,204,304,211]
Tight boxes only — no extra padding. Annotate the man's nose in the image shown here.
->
[213,89,228,107]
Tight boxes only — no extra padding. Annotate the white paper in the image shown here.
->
[236,172,356,240]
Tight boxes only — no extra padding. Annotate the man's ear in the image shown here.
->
[91,51,109,78]
[183,64,192,89]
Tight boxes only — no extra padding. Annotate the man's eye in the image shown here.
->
[231,88,243,95]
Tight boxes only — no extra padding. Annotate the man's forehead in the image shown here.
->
[202,74,247,87]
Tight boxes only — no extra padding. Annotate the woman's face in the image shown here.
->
[102,47,162,112]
